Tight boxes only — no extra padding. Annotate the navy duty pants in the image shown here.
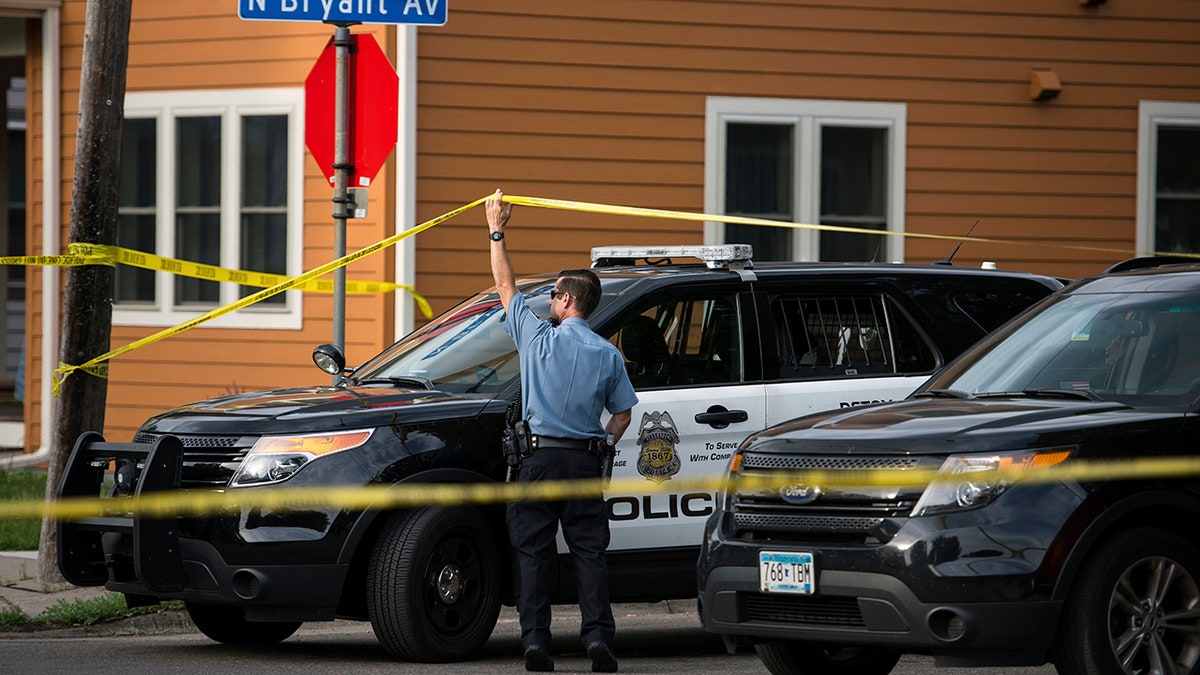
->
[507,447,616,650]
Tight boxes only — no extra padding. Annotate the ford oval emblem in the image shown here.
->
[780,483,822,505]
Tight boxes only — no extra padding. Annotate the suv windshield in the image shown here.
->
[926,291,1200,408]
[351,281,556,395]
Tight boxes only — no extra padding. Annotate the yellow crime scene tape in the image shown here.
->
[47,196,488,395]
[505,195,1200,261]
[11,191,1200,395]
[6,192,1200,520]
[2,243,430,301]
[3,455,1200,521]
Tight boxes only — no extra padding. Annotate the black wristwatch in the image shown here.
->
[489,230,504,241]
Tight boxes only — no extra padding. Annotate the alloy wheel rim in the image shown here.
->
[1108,554,1200,675]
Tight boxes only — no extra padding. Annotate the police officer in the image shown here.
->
[487,189,637,673]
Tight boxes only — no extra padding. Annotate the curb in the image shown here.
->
[0,609,196,639]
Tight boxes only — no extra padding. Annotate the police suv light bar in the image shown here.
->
[591,245,754,270]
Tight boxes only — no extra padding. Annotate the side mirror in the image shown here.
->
[312,343,347,375]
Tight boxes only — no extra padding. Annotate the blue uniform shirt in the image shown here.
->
[504,292,639,439]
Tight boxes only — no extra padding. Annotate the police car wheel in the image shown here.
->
[366,506,502,662]
[184,602,301,645]
[754,641,900,675]
[1054,528,1200,675]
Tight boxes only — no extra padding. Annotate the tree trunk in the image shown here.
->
[38,0,133,587]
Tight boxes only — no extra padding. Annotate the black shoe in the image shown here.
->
[587,642,618,673]
[525,645,554,672]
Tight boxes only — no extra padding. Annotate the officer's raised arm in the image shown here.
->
[486,189,516,312]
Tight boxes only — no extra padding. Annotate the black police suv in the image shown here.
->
[56,245,1062,662]
[698,258,1200,675]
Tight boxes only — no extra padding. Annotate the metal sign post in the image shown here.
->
[331,23,352,383]
[242,2,434,383]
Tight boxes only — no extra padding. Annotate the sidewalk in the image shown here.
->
[0,550,111,617]
[0,550,195,635]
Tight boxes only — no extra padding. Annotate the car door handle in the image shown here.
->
[695,406,748,429]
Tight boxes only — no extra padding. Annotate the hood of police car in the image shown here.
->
[139,383,494,435]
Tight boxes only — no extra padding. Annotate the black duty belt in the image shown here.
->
[530,435,601,453]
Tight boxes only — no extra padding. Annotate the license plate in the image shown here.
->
[759,551,815,594]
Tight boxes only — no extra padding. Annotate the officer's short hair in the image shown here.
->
[557,269,601,318]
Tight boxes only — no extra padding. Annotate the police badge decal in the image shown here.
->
[636,411,681,483]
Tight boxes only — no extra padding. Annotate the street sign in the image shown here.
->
[304,33,399,187]
[239,0,448,26]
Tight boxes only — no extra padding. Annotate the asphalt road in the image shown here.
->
[1,603,1059,674]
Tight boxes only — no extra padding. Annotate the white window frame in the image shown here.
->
[113,88,305,330]
[1137,100,1200,256]
[704,97,907,262]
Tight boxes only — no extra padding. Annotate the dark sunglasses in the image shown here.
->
[550,289,568,300]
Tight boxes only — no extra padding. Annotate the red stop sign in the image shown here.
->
[305,34,399,187]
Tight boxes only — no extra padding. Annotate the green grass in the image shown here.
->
[0,470,46,551]
[0,592,185,630]
[0,471,185,631]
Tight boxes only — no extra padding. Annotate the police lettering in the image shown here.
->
[839,398,893,408]
[606,492,714,521]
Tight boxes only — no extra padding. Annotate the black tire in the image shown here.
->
[1053,528,1200,675]
[184,602,302,645]
[366,506,502,662]
[754,641,901,675]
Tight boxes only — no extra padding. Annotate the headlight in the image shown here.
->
[229,429,374,487]
[911,448,1071,517]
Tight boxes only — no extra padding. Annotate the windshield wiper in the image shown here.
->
[914,388,970,399]
[966,389,1103,401]
[1022,388,1103,401]
[354,376,436,390]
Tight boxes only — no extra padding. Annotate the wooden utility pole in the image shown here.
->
[38,0,133,585]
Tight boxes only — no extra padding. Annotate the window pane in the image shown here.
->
[240,213,287,303]
[116,215,157,303]
[119,118,156,208]
[613,296,740,388]
[175,213,220,305]
[7,128,25,288]
[242,115,287,208]
[769,294,934,379]
[176,117,221,305]
[725,123,793,261]
[116,117,157,303]
[1154,126,1200,254]
[241,115,288,304]
[177,117,221,208]
[820,126,887,262]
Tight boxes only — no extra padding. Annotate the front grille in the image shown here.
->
[132,432,257,488]
[730,450,942,544]
[733,513,885,533]
[744,593,865,627]
[740,455,920,471]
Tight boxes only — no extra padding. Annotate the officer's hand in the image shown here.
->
[486,189,513,232]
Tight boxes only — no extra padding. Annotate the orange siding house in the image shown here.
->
[5,0,1200,460]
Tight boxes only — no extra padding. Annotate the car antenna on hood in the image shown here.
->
[932,220,980,265]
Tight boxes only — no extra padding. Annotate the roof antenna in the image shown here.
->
[932,220,980,266]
